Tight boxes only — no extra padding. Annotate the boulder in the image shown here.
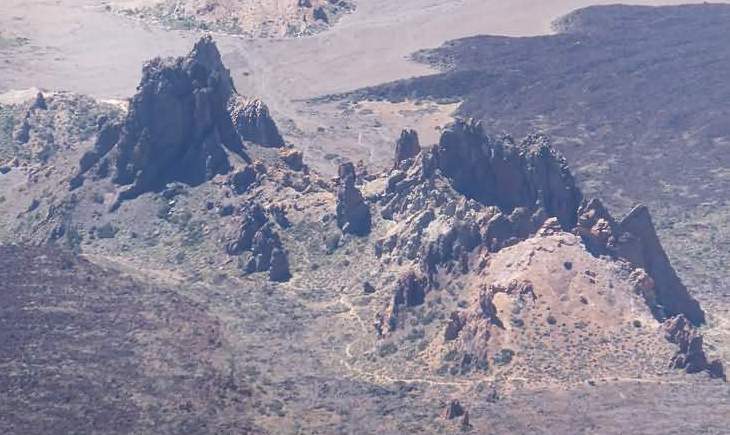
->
[229,97,285,147]
[443,400,465,420]
[663,314,724,379]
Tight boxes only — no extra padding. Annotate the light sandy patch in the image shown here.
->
[356,100,459,147]
[0,87,45,105]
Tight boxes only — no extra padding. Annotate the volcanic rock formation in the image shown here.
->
[69,36,287,210]
[393,128,420,168]
[226,202,291,282]
[229,97,285,148]
[575,199,705,324]
[336,162,371,236]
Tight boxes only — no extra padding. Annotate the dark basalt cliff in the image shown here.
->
[69,36,284,210]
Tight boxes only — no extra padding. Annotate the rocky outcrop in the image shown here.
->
[228,165,258,195]
[226,203,291,282]
[70,117,121,189]
[393,128,420,168]
[229,97,285,148]
[392,271,428,307]
[377,121,578,276]
[664,315,724,379]
[69,36,294,208]
[375,271,428,336]
[576,199,705,324]
[279,148,305,171]
[30,92,47,111]
[109,36,248,206]
[336,162,371,236]
[442,400,465,419]
[435,119,582,230]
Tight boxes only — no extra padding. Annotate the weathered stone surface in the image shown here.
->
[576,200,705,325]
[443,400,465,420]
[228,165,257,195]
[664,314,724,379]
[70,36,253,208]
[225,202,291,282]
[336,162,371,236]
[70,117,122,189]
[279,148,304,171]
[111,36,247,204]
[393,128,420,168]
[229,97,285,147]
[435,119,582,230]
[269,247,291,282]
[375,271,428,336]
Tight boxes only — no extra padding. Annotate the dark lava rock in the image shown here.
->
[664,314,724,379]
[394,271,427,307]
[229,97,285,147]
[229,165,257,195]
[336,162,371,236]
[70,117,122,190]
[435,119,582,230]
[313,6,328,22]
[269,248,291,282]
[227,203,290,282]
[30,92,47,111]
[226,203,268,255]
[376,271,429,335]
[443,400,465,420]
[363,281,376,294]
[444,311,466,341]
[576,199,705,325]
[393,128,420,168]
[111,36,247,204]
[279,148,305,171]
[14,117,31,144]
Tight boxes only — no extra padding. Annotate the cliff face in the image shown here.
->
[70,36,286,210]
[435,119,582,230]
[576,199,705,324]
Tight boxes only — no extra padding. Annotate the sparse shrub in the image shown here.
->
[406,328,425,342]
[493,349,514,366]
[377,342,398,357]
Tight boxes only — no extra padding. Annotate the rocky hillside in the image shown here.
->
[111,0,355,37]
[0,36,725,433]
